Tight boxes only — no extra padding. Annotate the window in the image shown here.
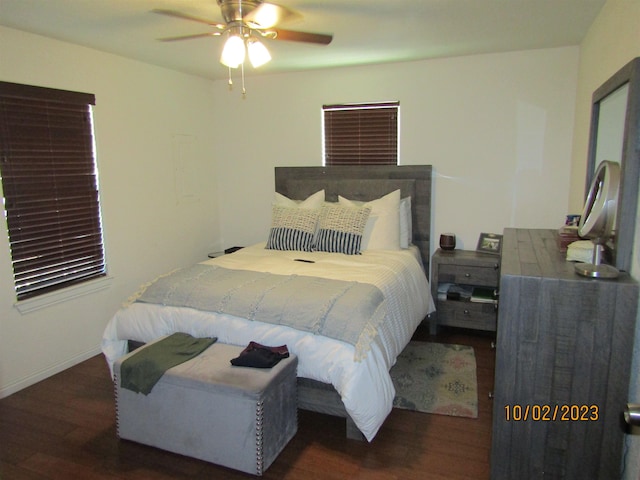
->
[0,81,106,301]
[322,101,399,165]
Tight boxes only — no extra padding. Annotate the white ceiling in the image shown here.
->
[0,0,606,81]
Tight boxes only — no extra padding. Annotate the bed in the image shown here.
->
[102,165,434,441]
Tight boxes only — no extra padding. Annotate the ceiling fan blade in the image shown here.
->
[158,32,221,42]
[152,9,225,29]
[243,2,301,29]
[270,29,333,45]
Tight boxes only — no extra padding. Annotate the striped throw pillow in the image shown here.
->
[266,205,319,252]
[314,204,371,255]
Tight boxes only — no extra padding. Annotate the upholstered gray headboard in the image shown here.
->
[274,165,432,271]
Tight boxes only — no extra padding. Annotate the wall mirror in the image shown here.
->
[585,57,640,273]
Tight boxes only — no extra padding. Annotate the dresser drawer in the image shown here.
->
[438,264,499,287]
[436,300,497,331]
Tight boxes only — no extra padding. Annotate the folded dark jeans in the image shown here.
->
[230,341,289,368]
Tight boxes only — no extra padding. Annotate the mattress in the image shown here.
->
[102,242,434,441]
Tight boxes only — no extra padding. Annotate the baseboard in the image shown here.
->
[0,345,102,399]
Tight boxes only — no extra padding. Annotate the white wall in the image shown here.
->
[570,1,640,478]
[212,47,579,251]
[0,27,221,397]
[569,0,640,212]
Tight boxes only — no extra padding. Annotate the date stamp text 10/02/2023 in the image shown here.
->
[504,404,599,422]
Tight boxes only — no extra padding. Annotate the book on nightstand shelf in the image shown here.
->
[470,286,496,303]
[438,283,474,301]
[437,283,451,300]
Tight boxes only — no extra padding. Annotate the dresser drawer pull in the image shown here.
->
[464,273,471,278]
[463,309,470,315]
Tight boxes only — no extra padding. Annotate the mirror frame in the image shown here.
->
[586,57,640,273]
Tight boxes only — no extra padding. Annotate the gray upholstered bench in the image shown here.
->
[113,340,298,476]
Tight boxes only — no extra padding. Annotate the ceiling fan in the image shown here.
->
[153,1,333,69]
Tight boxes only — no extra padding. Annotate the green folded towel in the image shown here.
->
[120,332,217,395]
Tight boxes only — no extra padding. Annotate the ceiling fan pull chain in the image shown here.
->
[241,63,247,98]
[228,66,233,90]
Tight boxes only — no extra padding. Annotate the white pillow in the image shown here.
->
[273,189,325,209]
[339,189,401,250]
[399,196,412,249]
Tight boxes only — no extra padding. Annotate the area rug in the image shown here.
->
[390,341,478,418]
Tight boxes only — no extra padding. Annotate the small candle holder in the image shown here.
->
[439,233,456,251]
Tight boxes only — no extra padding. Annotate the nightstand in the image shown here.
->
[430,249,499,334]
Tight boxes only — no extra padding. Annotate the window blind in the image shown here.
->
[0,81,106,300]
[323,101,399,165]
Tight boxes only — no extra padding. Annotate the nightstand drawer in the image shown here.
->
[436,300,497,331]
[438,264,499,287]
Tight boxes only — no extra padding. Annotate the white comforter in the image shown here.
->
[101,243,434,441]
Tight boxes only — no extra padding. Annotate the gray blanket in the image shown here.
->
[135,264,386,358]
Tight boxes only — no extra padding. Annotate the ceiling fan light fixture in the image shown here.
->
[247,38,271,68]
[220,34,245,68]
[154,2,333,96]
[246,4,279,29]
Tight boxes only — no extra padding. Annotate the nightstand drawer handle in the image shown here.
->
[463,309,470,315]
[464,273,471,278]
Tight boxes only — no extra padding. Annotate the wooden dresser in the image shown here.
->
[491,229,638,479]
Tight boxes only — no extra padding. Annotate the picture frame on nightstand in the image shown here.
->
[476,232,503,255]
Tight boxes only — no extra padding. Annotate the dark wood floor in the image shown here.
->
[0,324,496,479]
